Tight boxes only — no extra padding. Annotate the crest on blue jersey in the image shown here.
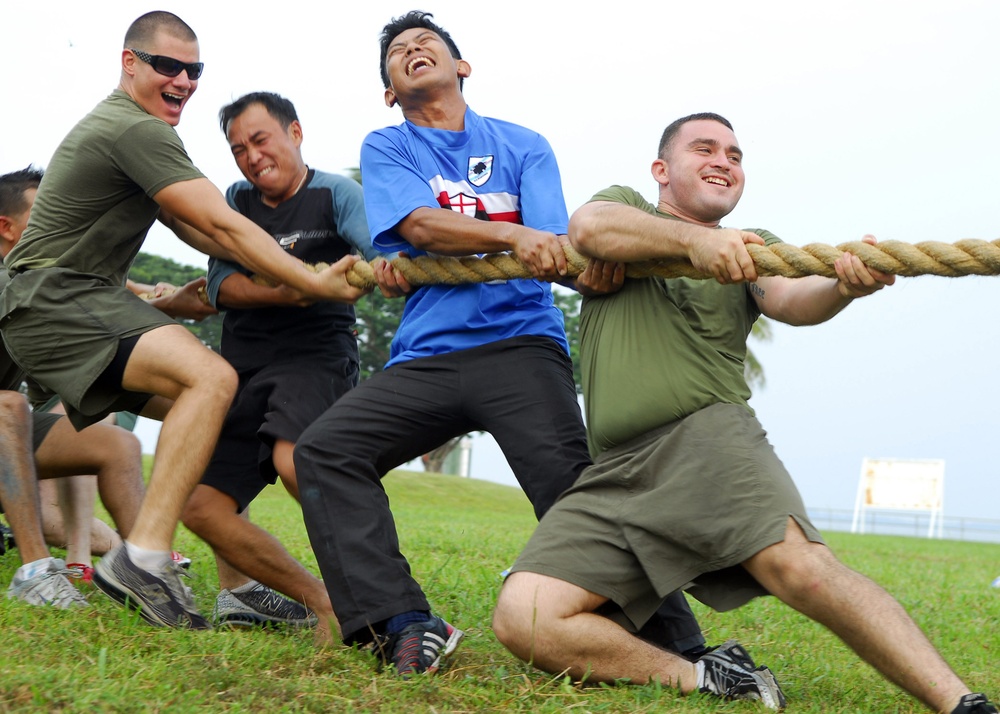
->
[468,155,494,186]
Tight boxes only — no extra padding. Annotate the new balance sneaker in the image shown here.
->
[697,639,786,710]
[66,563,95,586]
[376,616,464,677]
[213,580,317,628]
[7,559,89,609]
[93,545,210,629]
[952,693,999,714]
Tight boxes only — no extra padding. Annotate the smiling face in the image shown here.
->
[226,103,306,206]
[122,30,200,126]
[383,27,469,108]
[653,119,745,226]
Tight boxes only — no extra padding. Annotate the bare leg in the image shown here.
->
[0,391,48,565]
[123,324,237,551]
[45,406,123,563]
[744,518,970,713]
[493,572,697,690]
[213,508,252,591]
[273,440,299,501]
[50,476,123,559]
[182,483,340,641]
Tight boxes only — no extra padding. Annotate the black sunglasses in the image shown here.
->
[128,48,204,80]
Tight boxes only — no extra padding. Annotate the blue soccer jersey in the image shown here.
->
[361,107,570,367]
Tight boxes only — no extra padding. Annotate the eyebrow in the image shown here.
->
[687,138,743,159]
[230,130,267,151]
[388,31,435,52]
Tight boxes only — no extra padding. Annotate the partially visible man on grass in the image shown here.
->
[0,11,366,628]
[493,112,997,714]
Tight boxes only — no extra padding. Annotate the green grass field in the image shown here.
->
[0,469,997,713]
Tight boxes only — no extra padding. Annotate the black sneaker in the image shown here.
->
[952,693,999,714]
[93,545,210,629]
[213,580,317,628]
[375,616,464,677]
[698,639,786,710]
[0,521,15,555]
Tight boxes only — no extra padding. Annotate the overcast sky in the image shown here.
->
[4,1,1000,522]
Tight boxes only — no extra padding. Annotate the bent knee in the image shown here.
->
[181,486,235,533]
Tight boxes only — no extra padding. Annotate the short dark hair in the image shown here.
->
[124,11,197,49]
[658,113,734,159]
[219,92,299,136]
[378,10,463,90]
[0,166,43,218]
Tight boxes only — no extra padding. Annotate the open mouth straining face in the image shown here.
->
[406,56,436,76]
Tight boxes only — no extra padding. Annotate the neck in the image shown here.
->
[400,94,467,130]
[656,199,721,228]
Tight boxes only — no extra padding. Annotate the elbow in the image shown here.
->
[568,208,601,257]
[397,210,436,251]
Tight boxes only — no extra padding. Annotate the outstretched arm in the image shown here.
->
[568,201,765,284]
[153,178,369,304]
[751,234,895,325]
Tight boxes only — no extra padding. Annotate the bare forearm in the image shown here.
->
[568,201,709,261]
[755,276,853,326]
[217,274,310,309]
[398,207,519,254]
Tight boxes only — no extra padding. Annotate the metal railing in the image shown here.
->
[807,507,1000,544]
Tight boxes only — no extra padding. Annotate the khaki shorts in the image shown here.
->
[511,402,822,631]
[0,268,173,429]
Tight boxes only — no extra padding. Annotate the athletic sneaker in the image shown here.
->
[7,559,89,609]
[66,562,95,586]
[375,616,465,677]
[952,693,999,714]
[0,521,14,554]
[697,639,786,710]
[213,580,317,628]
[171,551,192,569]
[93,545,210,629]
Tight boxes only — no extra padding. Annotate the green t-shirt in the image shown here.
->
[579,185,782,458]
[6,89,204,285]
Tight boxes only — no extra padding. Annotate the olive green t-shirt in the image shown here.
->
[579,185,782,458]
[6,89,204,285]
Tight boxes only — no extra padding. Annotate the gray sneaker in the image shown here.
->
[7,559,89,609]
[213,580,317,628]
[93,544,210,629]
[697,639,786,710]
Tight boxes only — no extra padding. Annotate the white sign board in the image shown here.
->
[852,457,945,538]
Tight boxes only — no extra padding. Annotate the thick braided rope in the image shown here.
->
[341,238,1000,289]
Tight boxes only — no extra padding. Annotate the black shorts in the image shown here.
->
[31,411,62,452]
[201,356,358,511]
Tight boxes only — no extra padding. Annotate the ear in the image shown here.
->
[457,59,471,80]
[651,157,669,187]
[289,120,304,146]
[384,87,397,108]
[0,216,15,254]
[122,49,137,77]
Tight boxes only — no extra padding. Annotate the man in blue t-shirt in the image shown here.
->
[295,10,713,676]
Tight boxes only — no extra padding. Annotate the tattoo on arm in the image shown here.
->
[750,283,765,299]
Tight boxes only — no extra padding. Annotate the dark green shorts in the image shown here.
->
[32,392,138,432]
[511,402,822,631]
[0,268,172,430]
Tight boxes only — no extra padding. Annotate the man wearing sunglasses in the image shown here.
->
[0,11,368,629]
